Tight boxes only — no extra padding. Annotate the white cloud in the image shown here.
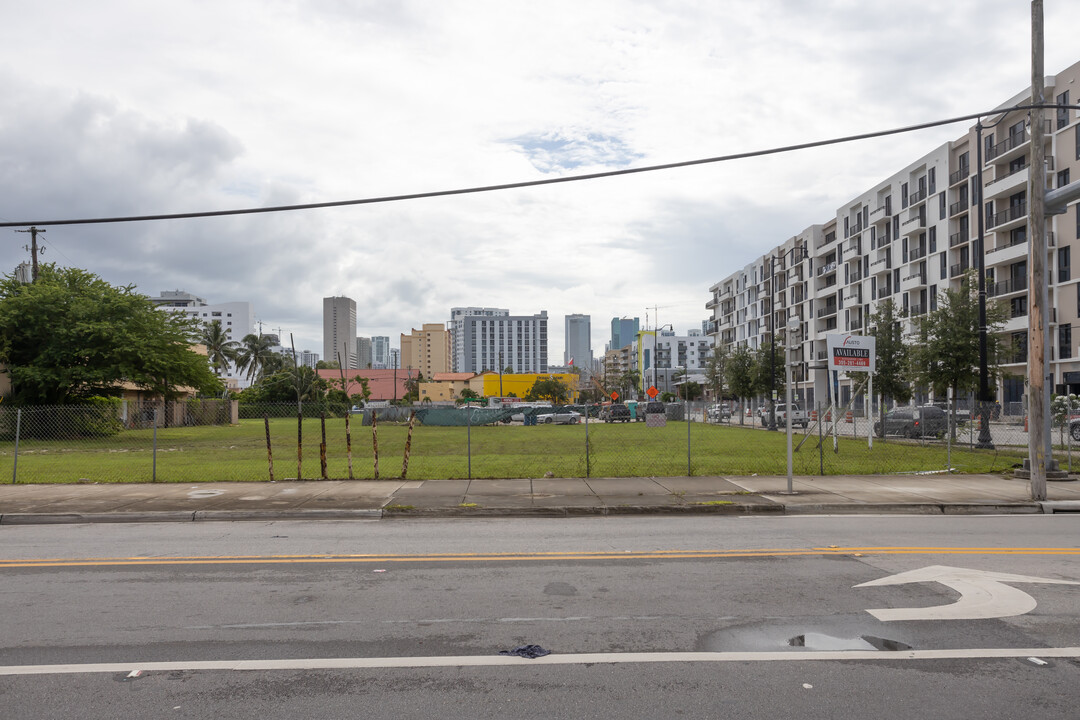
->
[2,0,1078,358]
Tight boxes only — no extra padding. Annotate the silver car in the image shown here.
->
[535,410,582,425]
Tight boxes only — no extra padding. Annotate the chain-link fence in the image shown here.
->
[0,399,1067,483]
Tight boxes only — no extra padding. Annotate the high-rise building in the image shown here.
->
[323,297,357,369]
[610,317,639,351]
[706,57,1080,413]
[564,314,593,374]
[458,310,547,374]
[356,336,373,369]
[152,291,255,389]
[372,336,391,369]
[450,307,509,372]
[400,323,451,379]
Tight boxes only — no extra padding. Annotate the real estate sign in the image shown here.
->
[826,334,876,373]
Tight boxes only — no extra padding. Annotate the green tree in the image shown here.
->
[525,376,571,404]
[617,370,640,399]
[726,346,757,425]
[0,264,221,404]
[908,272,1008,439]
[704,345,728,402]
[201,320,238,378]
[235,333,276,383]
[458,388,480,403]
[683,381,703,401]
[315,360,339,369]
[848,299,912,439]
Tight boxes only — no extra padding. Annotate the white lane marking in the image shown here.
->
[183,615,695,630]
[854,565,1080,621]
[3,647,1080,676]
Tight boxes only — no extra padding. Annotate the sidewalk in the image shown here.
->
[2,474,1080,525]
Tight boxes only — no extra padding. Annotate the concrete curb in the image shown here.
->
[781,503,1043,516]
[379,503,783,519]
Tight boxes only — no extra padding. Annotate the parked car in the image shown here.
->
[707,403,731,422]
[536,409,582,425]
[601,404,632,423]
[873,406,949,438]
[1070,416,1080,442]
[773,403,809,428]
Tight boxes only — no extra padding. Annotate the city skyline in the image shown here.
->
[5,4,1080,358]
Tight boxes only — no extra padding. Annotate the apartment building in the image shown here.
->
[323,296,357,369]
[152,291,255,389]
[707,59,1080,411]
[450,307,509,372]
[400,323,452,378]
[457,310,548,374]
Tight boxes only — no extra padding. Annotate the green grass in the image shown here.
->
[0,417,1034,484]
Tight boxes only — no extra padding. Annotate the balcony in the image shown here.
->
[816,305,838,319]
[988,276,1028,298]
[985,236,1028,266]
[989,202,1027,231]
[949,262,970,278]
[843,285,863,303]
[816,234,838,250]
[900,215,925,238]
[845,237,862,254]
[909,246,927,262]
[901,271,927,292]
[949,165,970,186]
[984,164,1029,200]
[949,231,968,248]
[848,268,863,283]
[849,318,863,331]
[909,304,926,316]
[949,197,969,216]
[816,260,838,277]
[907,187,928,205]
[706,297,719,310]
[985,121,1052,163]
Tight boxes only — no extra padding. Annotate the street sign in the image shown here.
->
[826,333,876,373]
[610,391,620,401]
[647,386,659,399]
[855,565,1080,621]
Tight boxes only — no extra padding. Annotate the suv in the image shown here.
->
[874,406,948,438]
[602,404,632,423]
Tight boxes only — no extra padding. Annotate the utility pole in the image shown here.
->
[15,226,44,282]
[1028,0,1047,501]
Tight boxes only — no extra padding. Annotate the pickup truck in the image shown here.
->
[765,403,809,428]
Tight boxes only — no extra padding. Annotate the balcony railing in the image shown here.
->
[909,246,927,262]
[909,304,925,316]
[989,202,1027,229]
[988,276,1028,297]
[949,262,970,278]
[949,231,968,248]
[816,260,838,277]
[949,166,970,186]
[949,198,969,215]
[816,305,838,319]
[907,187,928,205]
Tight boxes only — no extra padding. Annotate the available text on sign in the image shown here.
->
[825,334,876,373]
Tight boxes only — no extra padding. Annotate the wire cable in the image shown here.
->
[2,104,1077,229]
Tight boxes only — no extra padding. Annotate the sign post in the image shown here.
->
[826,334,877,449]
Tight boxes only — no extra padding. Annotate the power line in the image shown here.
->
[1,104,1076,229]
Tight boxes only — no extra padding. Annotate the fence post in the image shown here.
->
[152,406,158,483]
[296,403,303,481]
[12,408,21,484]
[467,405,472,480]
[372,411,379,480]
[402,411,416,479]
[264,414,274,481]
[686,397,691,476]
[585,402,590,479]
[320,413,328,480]
[817,402,824,476]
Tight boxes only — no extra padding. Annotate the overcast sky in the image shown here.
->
[3,1,1079,360]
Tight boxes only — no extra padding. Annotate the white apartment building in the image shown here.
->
[450,307,509,372]
[151,291,255,389]
[372,336,391,368]
[323,296,357,369]
[458,310,548,374]
[707,59,1080,414]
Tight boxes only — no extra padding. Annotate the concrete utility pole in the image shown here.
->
[14,226,44,282]
[1027,0,1047,501]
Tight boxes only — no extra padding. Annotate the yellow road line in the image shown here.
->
[2,546,1080,569]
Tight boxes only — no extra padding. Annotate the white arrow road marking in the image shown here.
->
[854,565,1080,621]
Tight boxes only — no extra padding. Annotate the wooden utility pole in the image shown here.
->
[1028,0,1047,500]
[15,226,44,281]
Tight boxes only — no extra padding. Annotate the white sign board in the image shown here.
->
[826,333,876,373]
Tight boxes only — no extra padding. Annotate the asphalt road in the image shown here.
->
[2,515,1079,719]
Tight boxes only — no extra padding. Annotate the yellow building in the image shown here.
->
[418,372,475,402]
[399,323,451,379]
[476,372,579,401]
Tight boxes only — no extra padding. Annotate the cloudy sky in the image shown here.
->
[3,1,1079,360]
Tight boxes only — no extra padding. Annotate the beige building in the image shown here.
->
[706,58,1080,414]
[400,323,451,379]
[418,372,475,402]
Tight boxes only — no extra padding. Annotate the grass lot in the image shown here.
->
[0,417,1034,484]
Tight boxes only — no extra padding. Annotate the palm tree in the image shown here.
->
[201,320,238,377]
[235,333,275,383]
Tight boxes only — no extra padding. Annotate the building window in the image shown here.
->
[929,227,936,253]
[1058,91,1070,130]
[1061,325,1073,360]
[1059,169,1071,189]
[1059,247,1071,283]
[930,285,937,312]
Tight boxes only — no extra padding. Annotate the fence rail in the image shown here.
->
[0,399,1062,484]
